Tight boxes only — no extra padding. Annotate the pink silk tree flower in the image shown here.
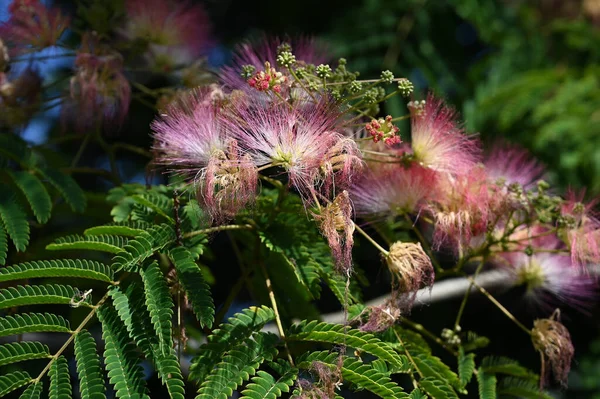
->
[560,190,600,268]
[409,93,481,176]
[485,142,545,190]
[222,98,361,202]
[152,89,258,222]
[0,0,70,54]
[502,251,596,313]
[429,167,494,253]
[123,0,212,70]
[64,34,130,132]
[220,36,329,92]
[351,163,439,218]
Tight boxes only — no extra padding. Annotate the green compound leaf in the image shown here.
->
[140,261,185,399]
[112,224,175,272]
[0,342,50,367]
[288,320,410,372]
[0,193,30,252]
[168,246,214,328]
[196,332,279,399]
[140,261,174,354]
[37,167,86,213]
[74,331,106,399]
[497,377,553,399]
[0,259,114,283]
[8,170,52,224]
[97,303,150,399]
[458,348,476,388]
[296,351,409,399]
[0,313,71,337]
[480,356,538,380]
[49,355,72,399]
[0,222,7,265]
[0,284,93,310]
[19,381,43,399]
[130,193,174,223]
[0,371,32,398]
[84,222,149,237]
[419,377,460,399]
[108,284,156,364]
[189,306,275,383]
[46,234,128,254]
[477,369,497,399]
[240,360,298,399]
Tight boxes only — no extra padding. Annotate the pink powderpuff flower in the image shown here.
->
[124,0,212,70]
[409,93,481,175]
[502,251,596,313]
[351,163,439,218]
[152,89,258,221]
[0,0,70,55]
[64,34,130,132]
[220,36,329,92]
[223,98,362,202]
[485,142,545,190]
[560,190,600,268]
[429,167,495,252]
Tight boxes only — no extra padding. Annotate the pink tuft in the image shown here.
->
[429,167,494,253]
[561,190,600,268]
[63,34,130,132]
[351,163,439,217]
[124,0,212,68]
[410,93,481,175]
[152,88,258,221]
[502,250,597,313]
[485,142,545,189]
[222,97,361,202]
[0,0,70,54]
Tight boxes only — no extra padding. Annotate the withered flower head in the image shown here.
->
[385,241,435,306]
[316,191,355,274]
[356,301,401,333]
[531,310,574,387]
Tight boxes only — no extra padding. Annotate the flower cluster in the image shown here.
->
[122,0,212,70]
[0,0,70,54]
[64,33,131,131]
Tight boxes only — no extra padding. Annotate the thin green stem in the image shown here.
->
[354,224,389,255]
[94,130,121,183]
[402,318,457,356]
[454,260,486,330]
[393,328,423,378]
[465,276,531,336]
[288,67,317,102]
[33,287,114,383]
[70,133,93,168]
[112,142,152,158]
[258,258,295,366]
[183,224,254,238]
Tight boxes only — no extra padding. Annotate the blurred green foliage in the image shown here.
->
[327,0,600,193]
